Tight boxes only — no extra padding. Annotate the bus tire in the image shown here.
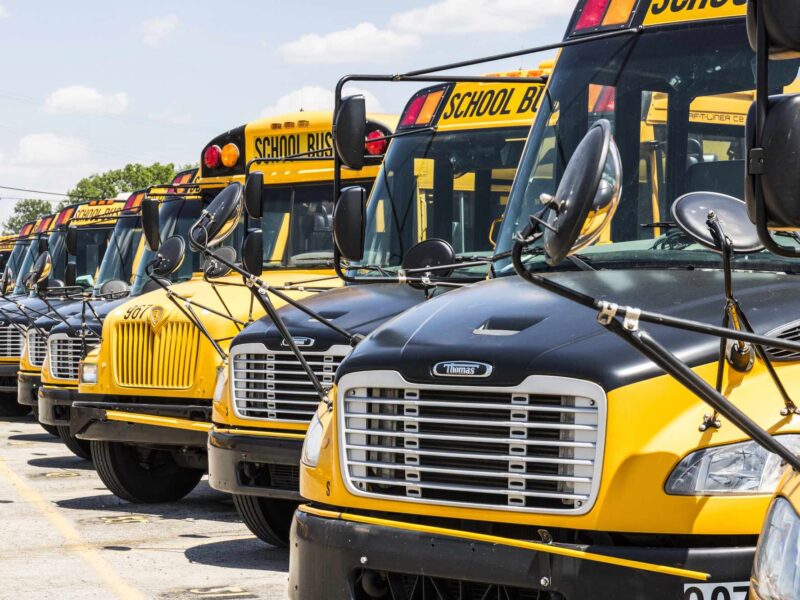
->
[232,494,295,547]
[91,441,203,503]
[56,426,92,460]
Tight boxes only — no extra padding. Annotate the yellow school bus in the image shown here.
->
[292,2,800,599]
[72,111,396,503]
[207,71,550,545]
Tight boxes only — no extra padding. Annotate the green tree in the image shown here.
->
[58,162,190,209]
[2,198,54,234]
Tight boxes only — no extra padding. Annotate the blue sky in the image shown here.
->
[0,0,574,222]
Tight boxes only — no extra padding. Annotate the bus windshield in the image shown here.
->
[349,126,526,279]
[94,214,142,292]
[495,21,800,274]
[130,197,203,296]
[6,237,32,286]
[12,235,50,296]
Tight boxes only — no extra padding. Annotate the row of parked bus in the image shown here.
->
[1,0,800,598]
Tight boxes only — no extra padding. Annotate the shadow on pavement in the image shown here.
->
[54,480,242,524]
[28,455,94,470]
[8,432,60,443]
[184,537,289,571]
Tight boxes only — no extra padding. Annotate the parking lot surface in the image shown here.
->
[0,417,289,600]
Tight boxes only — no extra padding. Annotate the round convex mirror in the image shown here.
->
[672,192,763,254]
[99,279,131,299]
[402,238,456,289]
[151,236,186,278]
[543,119,621,266]
[189,182,243,252]
[204,246,236,279]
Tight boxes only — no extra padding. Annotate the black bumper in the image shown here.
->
[208,428,302,500]
[289,509,755,600]
[37,385,94,426]
[17,372,40,407]
[71,400,211,448]
[0,361,19,393]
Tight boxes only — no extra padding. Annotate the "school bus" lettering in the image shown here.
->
[440,85,544,124]
[252,132,333,160]
[644,0,746,26]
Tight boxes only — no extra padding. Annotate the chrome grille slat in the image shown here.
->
[340,371,606,515]
[0,325,24,358]
[231,344,351,423]
[27,330,47,367]
[49,334,96,380]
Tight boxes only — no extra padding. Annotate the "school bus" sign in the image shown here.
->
[438,82,545,129]
[249,130,333,161]
[643,0,746,27]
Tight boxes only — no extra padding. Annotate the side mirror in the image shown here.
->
[747,0,800,58]
[150,236,186,278]
[142,198,161,252]
[26,251,52,289]
[189,182,243,251]
[99,279,130,300]
[244,172,263,220]
[333,95,367,171]
[38,237,48,254]
[65,262,77,287]
[204,246,236,279]
[65,226,78,256]
[242,229,263,276]
[333,186,367,262]
[402,239,456,289]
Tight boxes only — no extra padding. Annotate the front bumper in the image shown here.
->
[289,508,755,600]
[71,399,211,449]
[0,361,19,393]
[37,385,90,426]
[17,371,40,407]
[208,427,303,500]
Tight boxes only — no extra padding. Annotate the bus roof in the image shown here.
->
[567,0,746,38]
[0,235,16,252]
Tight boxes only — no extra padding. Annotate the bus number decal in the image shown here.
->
[683,582,749,600]
[644,0,746,26]
[123,305,153,320]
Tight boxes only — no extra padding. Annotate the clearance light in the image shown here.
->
[399,89,446,129]
[221,143,240,168]
[204,144,222,169]
[574,0,612,31]
[123,192,144,211]
[400,94,427,127]
[37,216,53,232]
[19,223,33,237]
[56,207,75,226]
[365,130,388,156]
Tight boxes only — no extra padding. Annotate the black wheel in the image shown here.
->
[91,440,203,503]
[0,392,30,417]
[232,494,296,547]
[56,426,92,460]
[40,423,59,436]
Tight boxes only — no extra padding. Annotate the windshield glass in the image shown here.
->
[12,234,50,295]
[6,238,32,287]
[350,127,525,279]
[94,214,142,291]
[130,197,203,296]
[495,22,800,274]
[260,181,372,269]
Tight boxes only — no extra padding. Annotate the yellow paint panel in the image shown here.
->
[643,0,746,27]
[270,213,290,262]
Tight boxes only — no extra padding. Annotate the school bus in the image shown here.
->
[70,111,396,503]
[33,172,198,457]
[206,72,549,546]
[291,2,800,598]
[0,220,38,296]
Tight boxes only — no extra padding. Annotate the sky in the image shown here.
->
[0,0,575,224]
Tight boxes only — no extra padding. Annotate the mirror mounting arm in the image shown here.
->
[35,291,81,338]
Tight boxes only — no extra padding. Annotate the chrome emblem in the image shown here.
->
[432,361,493,378]
[281,337,315,348]
[148,306,166,332]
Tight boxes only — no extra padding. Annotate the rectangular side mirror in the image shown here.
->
[333,186,367,262]
[244,172,264,219]
[242,229,263,276]
[141,198,161,251]
[65,261,77,287]
[333,95,367,171]
[38,237,48,254]
[65,226,77,256]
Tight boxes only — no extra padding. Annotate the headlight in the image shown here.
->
[752,496,800,599]
[79,363,97,384]
[666,436,800,495]
[302,412,324,468]
[213,364,227,403]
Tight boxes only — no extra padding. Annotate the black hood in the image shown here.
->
[339,270,800,392]
[50,296,130,338]
[232,283,429,352]
[0,295,75,327]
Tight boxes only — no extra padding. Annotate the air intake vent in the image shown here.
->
[0,325,24,358]
[765,321,800,362]
[27,330,47,367]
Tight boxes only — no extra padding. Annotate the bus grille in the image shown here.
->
[0,325,24,358]
[113,321,200,389]
[49,335,96,381]
[339,373,605,514]
[27,330,47,367]
[231,344,350,423]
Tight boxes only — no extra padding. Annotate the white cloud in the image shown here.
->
[44,86,129,116]
[260,85,383,119]
[147,108,191,125]
[277,22,420,64]
[0,5,10,19]
[140,14,178,48]
[17,133,89,166]
[390,0,573,34]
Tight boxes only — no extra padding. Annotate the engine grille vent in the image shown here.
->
[0,325,24,358]
[49,334,97,381]
[27,330,47,367]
